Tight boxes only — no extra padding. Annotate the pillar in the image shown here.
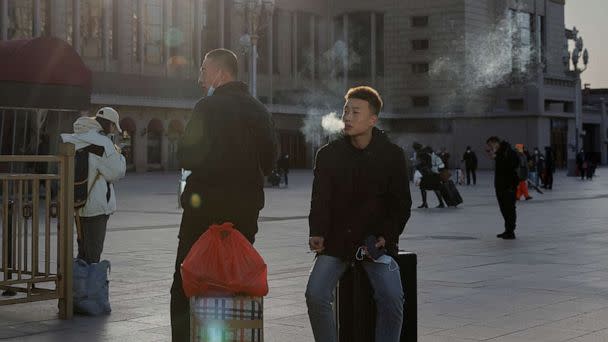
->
[343,13,348,89]
[371,12,376,86]
[73,0,81,53]
[0,0,7,40]
[33,0,41,36]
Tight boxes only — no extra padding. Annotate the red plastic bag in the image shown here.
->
[181,222,269,298]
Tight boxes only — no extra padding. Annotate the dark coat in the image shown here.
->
[178,82,278,236]
[462,150,478,169]
[494,141,520,191]
[309,128,412,260]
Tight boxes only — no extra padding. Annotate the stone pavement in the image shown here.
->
[2,168,608,341]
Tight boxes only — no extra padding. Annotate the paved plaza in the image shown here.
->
[2,168,608,341]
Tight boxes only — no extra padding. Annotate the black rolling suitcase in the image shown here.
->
[441,180,463,207]
[336,251,418,342]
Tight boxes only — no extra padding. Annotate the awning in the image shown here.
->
[0,37,92,110]
[120,117,137,133]
[147,119,164,133]
[168,120,184,134]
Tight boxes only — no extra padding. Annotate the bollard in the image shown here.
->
[2,200,16,297]
[336,251,418,342]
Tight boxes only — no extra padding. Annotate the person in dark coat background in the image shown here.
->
[306,86,411,342]
[543,146,555,190]
[277,153,290,186]
[486,136,519,240]
[171,48,277,341]
[462,146,478,185]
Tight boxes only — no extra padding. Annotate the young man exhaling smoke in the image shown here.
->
[306,86,412,342]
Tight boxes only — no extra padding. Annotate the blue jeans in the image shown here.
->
[305,255,404,342]
[529,171,539,188]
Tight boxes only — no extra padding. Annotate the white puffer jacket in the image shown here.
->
[61,117,126,217]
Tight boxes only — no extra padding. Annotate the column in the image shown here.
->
[267,10,273,104]
[343,13,348,89]
[292,12,298,84]
[117,0,130,73]
[371,12,376,86]
[73,0,81,53]
[1,0,8,40]
[601,100,607,165]
[219,0,225,48]
[33,0,41,36]
[161,121,169,171]
[164,0,172,76]
[102,0,111,71]
[194,0,203,69]
[310,15,316,82]
[138,0,144,74]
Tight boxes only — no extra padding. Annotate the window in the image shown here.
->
[171,0,194,67]
[332,12,385,79]
[111,0,119,59]
[510,10,533,73]
[411,62,429,74]
[7,0,33,40]
[411,16,429,27]
[412,96,430,108]
[66,1,73,44]
[143,0,164,64]
[80,0,103,58]
[40,0,51,37]
[296,12,314,78]
[412,39,429,50]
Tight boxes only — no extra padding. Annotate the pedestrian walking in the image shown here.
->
[277,153,290,186]
[529,147,541,188]
[61,107,127,264]
[543,146,555,190]
[417,147,446,208]
[515,144,532,201]
[462,146,478,185]
[171,49,278,341]
[306,86,411,342]
[576,149,587,180]
[486,136,519,240]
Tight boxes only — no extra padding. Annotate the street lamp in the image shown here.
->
[233,0,275,98]
[565,26,589,176]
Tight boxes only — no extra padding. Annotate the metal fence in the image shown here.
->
[0,143,74,319]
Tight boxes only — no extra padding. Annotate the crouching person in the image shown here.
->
[305,86,412,342]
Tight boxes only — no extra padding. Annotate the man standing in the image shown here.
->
[462,146,478,185]
[171,49,277,341]
[543,146,555,190]
[486,136,519,240]
[306,86,412,342]
[277,153,290,186]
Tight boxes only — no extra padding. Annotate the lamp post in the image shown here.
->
[233,0,275,98]
[564,26,589,176]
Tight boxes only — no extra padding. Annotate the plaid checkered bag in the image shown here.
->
[190,296,264,342]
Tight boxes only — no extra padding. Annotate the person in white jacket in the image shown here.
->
[61,107,126,264]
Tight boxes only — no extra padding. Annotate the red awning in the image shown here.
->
[0,37,92,110]
[0,37,91,89]
[168,120,184,134]
[120,117,137,133]
[147,119,164,133]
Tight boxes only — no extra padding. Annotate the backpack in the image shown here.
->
[74,146,103,209]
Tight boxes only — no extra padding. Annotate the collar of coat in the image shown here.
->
[337,127,390,153]
[213,81,249,96]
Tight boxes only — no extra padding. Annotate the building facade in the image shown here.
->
[0,0,588,171]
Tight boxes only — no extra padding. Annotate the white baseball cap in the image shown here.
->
[95,107,122,133]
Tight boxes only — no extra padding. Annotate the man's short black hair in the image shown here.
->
[486,136,500,144]
[344,86,383,116]
[205,48,238,77]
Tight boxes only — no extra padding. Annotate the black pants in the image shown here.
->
[421,188,444,206]
[544,171,553,189]
[282,170,289,185]
[77,214,109,264]
[170,203,259,342]
[496,189,516,233]
[466,167,476,185]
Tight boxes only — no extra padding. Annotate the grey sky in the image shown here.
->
[565,0,608,88]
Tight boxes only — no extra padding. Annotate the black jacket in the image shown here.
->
[494,141,519,191]
[178,82,277,211]
[462,150,478,169]
[309,128,412,260]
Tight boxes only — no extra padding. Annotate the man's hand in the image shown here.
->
[375,236,386,249]
[309,236,325,253]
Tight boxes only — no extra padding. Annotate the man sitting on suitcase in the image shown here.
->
[306,86,412,342]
